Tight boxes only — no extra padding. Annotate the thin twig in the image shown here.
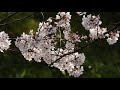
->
[41,12,45,21]
[38,12,45,30]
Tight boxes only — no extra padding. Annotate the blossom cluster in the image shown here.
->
[81,14,120,44]
[0,31,11,52]
[14,12,86,77]
[53,51,85,77]
[106,31,120,45]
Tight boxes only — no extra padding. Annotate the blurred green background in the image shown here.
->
[0,12,120,78]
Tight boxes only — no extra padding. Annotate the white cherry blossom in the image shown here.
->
[76,12,86,16]
[82,14,102,30]
[0,31,11,52]
[53,52,85,77]
[106,31,120,45]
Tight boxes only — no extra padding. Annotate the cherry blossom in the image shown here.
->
[0,31,11,52]
[106,31,120,45]
[53,52,85,77]
[82,14,102,30]
[76,12,86,16]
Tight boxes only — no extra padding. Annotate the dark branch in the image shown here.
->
[50,22,120,66]
[0,12,45,27]
[0,14,33,26]
[0,12,18,23]
[104,22,120,34]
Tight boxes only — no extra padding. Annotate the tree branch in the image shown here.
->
[0,12,18,23]
[0,14,33,26]
[50,22,120,66]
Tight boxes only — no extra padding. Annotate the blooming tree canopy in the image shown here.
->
[0,12,120,77]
